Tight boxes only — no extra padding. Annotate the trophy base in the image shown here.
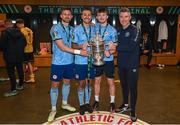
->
[93,61,105,66]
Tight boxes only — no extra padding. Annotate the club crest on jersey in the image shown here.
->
[53,31,58,39]
[53,75,57,79]
[132,69,137,72]
[105,32,109,36]
[125,32,130,37]
[75,74,79,79]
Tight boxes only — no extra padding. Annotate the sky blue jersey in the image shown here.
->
[95,23,117,61]
[50,22,74,65]
[73,24,96,65]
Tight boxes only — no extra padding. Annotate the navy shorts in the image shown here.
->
[74,64,95,80]
[50,64,74,82]
[94,61,115,78]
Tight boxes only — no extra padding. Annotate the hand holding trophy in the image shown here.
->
[82,42,89,50]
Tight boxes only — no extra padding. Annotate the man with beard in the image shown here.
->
[73,8,96,115]
[116,7,140,122]
[48,8,88,122]
[93,8,117,112]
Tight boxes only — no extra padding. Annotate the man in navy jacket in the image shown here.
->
[116,7,140,122]
[0,19,26,97]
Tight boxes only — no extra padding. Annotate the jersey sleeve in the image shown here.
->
[111,28,118,43]
[50,25,62,41]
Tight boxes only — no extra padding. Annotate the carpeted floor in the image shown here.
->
[0,66,180,124]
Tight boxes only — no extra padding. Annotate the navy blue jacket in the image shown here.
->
[117,24,140,68]
[0,28,26,63]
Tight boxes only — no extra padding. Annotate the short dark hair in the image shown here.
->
[96,8,109,15]
[119,7,131,14]
[81,8,92,15]
[60,8,72,14]
[16,19,24,24]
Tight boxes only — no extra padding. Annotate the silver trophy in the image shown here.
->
[90,33,105,66]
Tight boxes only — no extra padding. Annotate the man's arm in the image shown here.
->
[56,39,88,56]
[107,29,118,54]
[0,31,7,51]
[72,42,89,50]
[72,43,83,49]
[21,33,27,47]
[109,41,117,54]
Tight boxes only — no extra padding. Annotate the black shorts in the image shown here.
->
[24,52,34,63]
[94,61,115,78]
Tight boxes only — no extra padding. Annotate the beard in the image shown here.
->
[62,18,71,23]
[83,19,91,24]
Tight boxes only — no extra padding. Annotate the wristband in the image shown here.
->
[74,49,81,54]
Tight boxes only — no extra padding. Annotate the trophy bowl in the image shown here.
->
[91,39,105,66]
